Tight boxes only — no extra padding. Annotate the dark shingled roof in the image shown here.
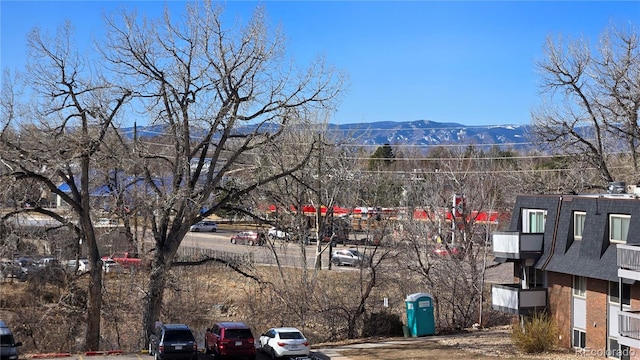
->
[509,194,640,283]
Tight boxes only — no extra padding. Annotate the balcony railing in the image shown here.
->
[492,232,544,260]
[617,244,640,271]
[617,244,640,282]
[618,310,640,349]
[491,284,547,315]
[619,310,640,339]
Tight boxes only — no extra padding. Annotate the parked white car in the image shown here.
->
[102,258,121,273]
[257,327,310,358]
[67,259,90,273]
[267,227,290,241]
[37,257,61,268]
[95,218,118,227]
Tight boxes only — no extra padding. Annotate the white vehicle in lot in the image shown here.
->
[102,258,121,273]
[190,220,218,232]
[95,218,118,227]
[37,257,61,268]
[67,259,90,273]
[257,327,310,359]
[267,227,290,241]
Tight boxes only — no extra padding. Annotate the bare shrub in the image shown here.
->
[101,272,146,351]
[1,261,442,353]
[362,312,404,338]
[481,309,515,329]
[1,282,87,353]
[511,311,558,353]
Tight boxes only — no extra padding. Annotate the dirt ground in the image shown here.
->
[332,327,599,360]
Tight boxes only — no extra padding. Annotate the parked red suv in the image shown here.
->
[204,322,256,360]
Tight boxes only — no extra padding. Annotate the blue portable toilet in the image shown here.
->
[405,292,435,337]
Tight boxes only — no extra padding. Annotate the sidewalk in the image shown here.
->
[312,328,509,360]
[312,333,475,360]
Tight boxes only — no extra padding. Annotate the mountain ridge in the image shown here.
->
[127,119,534,150]
[326,119,533,149]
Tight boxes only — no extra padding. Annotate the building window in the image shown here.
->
[610,214,630,244]
[523,209,546,233]
[608,337,631,360]
[573,276,586,298]
[573,329,586,349]
[621,345,631,360]
[573,211,586,240]
[608,338,619,359]
[609,281,631,306]
[525,267,544,288]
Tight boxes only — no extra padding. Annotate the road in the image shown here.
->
[178,228,513,283]
[180,229,340,270]
[178,227,393,271]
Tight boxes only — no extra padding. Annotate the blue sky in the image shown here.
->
[1,1,638,126]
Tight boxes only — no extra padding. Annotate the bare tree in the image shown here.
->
[396,145,510,330]
[1,0,343,349]
[99,1,343,343]
[532,23,640,186]
[0,22,131,350]
[254,128,402,338]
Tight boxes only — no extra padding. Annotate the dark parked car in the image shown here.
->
[13,257,35,279]
[204,322,256,360]
[148,324,197,360]
[0,320,22,360]
[0,261,26,282]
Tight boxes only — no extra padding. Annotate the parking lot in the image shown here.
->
[26,350,331,360]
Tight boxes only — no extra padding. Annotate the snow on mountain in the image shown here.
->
[126,119,533,150]
[332,119,532,150]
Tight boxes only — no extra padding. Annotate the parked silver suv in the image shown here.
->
[189,220,218,232]
[331,248,367,266]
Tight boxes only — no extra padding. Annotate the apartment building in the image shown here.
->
[491,190,640,359]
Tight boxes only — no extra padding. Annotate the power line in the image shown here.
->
[131,138,631,163]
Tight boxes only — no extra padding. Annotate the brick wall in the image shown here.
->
[547,271,572,349]
[547,273,640,357]
[586,278,608,352]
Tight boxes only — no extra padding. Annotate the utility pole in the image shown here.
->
[315,133,324,271]
[451,193,456,245]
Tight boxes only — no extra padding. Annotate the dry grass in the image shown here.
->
[334,329,596,360]
[0,262,531,357]
[1,272,596,359]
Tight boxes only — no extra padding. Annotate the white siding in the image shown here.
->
[573,297,587,329]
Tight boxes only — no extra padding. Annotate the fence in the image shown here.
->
[176,245,324,269]
[176,246,255,266]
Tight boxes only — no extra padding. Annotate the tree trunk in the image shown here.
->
[143,251,171,345]
[81,140,104,351]
[346,315,357,339]
[85,253,102,350]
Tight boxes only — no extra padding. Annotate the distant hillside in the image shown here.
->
[327,120,533,150]
[125,119,534,150]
